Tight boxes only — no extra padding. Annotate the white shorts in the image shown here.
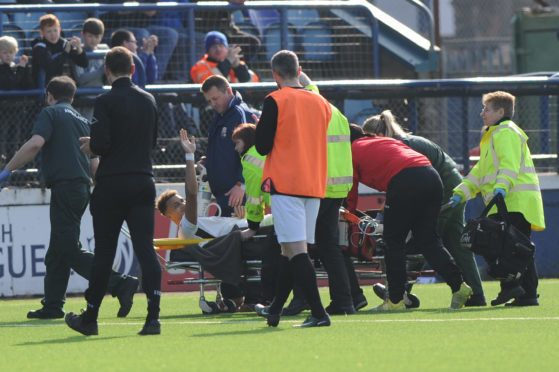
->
[270,195,320,244]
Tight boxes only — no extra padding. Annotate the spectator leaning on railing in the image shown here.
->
[31,14,88,88]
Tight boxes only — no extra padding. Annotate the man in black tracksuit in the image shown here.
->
[65,46,161,336]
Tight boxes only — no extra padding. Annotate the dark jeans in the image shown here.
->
[383,166,463,303]
[315,197,353,308]
[85,175,161,319]
[43,181,125,310]
[490,211,538,298]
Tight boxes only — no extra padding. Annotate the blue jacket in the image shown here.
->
[206,91,256,197]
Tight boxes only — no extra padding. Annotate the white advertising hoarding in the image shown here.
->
[0,188,137,297]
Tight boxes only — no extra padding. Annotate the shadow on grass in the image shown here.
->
[14,334,128,346]
[190,325,284,338]
[159,311,261,321]
[0,319,66,326]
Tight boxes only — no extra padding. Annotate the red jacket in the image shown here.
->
[346,136,430,211]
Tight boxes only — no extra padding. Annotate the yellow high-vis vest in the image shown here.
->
[454,120,545,230]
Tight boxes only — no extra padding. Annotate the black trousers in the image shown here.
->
[85,175,161,319]
[490,212,538,298]
[44,181,125,310]
[315,197,353,308]
[383,166,463,303]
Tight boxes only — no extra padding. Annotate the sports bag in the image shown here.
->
[461,194,535,279]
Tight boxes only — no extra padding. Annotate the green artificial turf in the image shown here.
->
[1,280,558,371]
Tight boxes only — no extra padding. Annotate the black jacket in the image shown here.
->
[0,62,33,90]
[90,77,158,179]
[31,37,88,87]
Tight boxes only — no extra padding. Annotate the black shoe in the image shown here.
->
[116,276,139,318]
[281,298,310,316]
[65,312,98,336]
[138,319,161,335]
[294,314,331,328]
[491,286,526,306]
[505,295,539,307]
[254,304,280,327]
[353,294,368,311]
[27,307,64,319]
[373,283,388,300]
[372,283,420,309]
[325,303,356,315]
[465,293,487,307]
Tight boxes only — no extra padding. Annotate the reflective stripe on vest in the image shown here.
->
[327,176,354,185]
[246,195,263,205]
[327,134,350,143]
[243,154,265,169]
[482,183,542,204]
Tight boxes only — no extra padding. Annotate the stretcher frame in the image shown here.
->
[151,209,435,313]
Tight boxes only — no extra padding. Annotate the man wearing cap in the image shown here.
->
[190,30,259,84]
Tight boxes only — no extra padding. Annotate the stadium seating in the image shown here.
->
[262,22,297,61]
[300,21,334,61]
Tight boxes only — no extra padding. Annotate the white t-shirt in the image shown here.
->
[178,215,198,239]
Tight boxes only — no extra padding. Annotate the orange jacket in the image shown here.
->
[190,55,259,84]
[262,88,332,198]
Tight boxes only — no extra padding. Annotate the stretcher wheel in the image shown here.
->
[223,298,238,313]
[200,300,221,314]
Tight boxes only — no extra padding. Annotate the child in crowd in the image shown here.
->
[73,18,107,87]
[0,35,33,160]
[31,13,88,87]
[0,35,33,90]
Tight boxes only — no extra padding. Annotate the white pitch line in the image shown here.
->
[2,316,558,328]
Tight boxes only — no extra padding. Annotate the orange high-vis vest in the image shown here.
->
[190,55,259,84]
[262,87,332,198]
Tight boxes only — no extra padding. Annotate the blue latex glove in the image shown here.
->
[449,194,462,208]
[494,188,506,198]
[0,169,12,190]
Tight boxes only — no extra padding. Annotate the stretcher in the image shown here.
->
[152,208,436,314]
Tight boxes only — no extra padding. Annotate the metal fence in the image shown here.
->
[0,1,380,83]
[1,76,558,186]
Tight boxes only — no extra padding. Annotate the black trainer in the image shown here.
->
[294,314,331,328]
[65,312,98,336]
[27,307,64,319]
[138,319,161,335]
[465,293,487,307]
[254,304,280,327]
[325,303,356,315]
[116,276,139,318]
[505,295,539,307]
[281,298,309,316]
[491,286,526,306]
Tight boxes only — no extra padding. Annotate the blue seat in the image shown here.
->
[299,21,334,61]
[54,11,88,31]
[248,9,280,37]
[287,9,319,31]
[262,22,297,61]
[0,12,10,25]
[12,12,41,38]
[235,21,260,38]
[231,10,245,24]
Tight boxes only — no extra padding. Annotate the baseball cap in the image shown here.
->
[205,31,229,52]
